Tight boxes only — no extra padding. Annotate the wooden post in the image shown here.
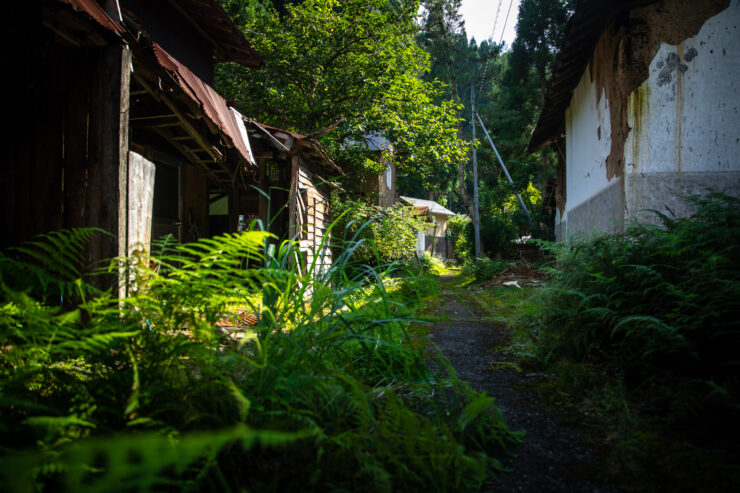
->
[257,158,268,229]
[87,45,131,292]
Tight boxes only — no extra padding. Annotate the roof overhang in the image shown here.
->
[246,121,343,177]
[52,0,257,186]
[528,0,658,153]
[164,0,262,68]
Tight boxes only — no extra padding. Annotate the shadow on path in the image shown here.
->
[429,275,619,493]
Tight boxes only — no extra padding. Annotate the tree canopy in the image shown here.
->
[216,0,574,247]
[216,0,467,188]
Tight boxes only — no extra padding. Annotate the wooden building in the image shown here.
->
[399,196,455,259]
[247,122,342,275]
[1,0,340,283]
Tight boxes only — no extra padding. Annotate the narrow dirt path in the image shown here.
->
[429,275,620,493]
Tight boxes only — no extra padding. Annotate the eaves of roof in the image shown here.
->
[399,196,455,216]
[528,0,658,153]
[165,0,263,68]
[247,121,344,177]
[54,0,255,167]
[152,42,255,166]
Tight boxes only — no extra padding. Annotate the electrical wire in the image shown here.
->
[476,0,503,103]
[498,0,515,45]
[490,0,503,42]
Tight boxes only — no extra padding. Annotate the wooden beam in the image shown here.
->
[130,113,178,121]
[289,154,298,238]
[151,125,223,185]
[132,73,231,177]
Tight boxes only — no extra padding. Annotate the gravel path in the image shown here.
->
[429,276,620,493]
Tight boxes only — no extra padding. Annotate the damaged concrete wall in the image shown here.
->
[624,2,740,222]
[557,0,740,239]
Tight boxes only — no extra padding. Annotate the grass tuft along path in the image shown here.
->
[429,274,620,493]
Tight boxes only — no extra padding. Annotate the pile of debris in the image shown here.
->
[481,260,548,289]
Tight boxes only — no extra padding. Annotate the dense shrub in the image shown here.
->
[461,257,507,283]
[0,228,517,492]
[447,215,472,262]
[417,252,447,275]
[536,193,740,430]
[332,198,430,265]
[480,215,517,257]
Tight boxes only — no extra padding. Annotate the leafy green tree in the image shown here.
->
[488,0,573,232]
[216,0,466,188]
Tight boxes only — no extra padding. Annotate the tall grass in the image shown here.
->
[0,224,517,491]
[536,192,740,434]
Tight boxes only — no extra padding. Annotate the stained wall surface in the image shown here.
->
[557,2,740,239]
[623,3,740,222]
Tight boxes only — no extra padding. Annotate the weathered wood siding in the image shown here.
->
[296,161,333,274]
[1,9,130,287]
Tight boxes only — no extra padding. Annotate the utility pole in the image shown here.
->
[471,86,481,257]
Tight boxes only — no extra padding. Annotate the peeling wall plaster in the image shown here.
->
[624,4,740,176]
[558,0,740,238]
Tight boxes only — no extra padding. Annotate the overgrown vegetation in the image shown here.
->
[332,198,431,266]
[0,227,517,492]
[446,193,740,491]
[460,257,507,284]
[446,214,472,263]
[535,193,740,433]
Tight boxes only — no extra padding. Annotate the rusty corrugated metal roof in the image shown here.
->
[59,0,126,33]
[248,121,343,176]
[528,0,658,153]
[152,42,254,166]
[53,1,255,167]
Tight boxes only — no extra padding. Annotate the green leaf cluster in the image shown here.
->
[216,0,467,186]
[535,192,740,434]
[0,226,518,491]
[332,197,431,266]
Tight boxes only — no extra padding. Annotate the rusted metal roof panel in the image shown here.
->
[51,1,255,169]
[528,0,658,152]
[59,0,125,33]
[152,42,254,166]
[248,122,343,176]
[168,0,262,68]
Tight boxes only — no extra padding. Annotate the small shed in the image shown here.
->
[529,0,740,240]
[399,196,456,259]
[246,122,343,275]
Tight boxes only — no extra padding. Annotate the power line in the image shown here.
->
[490,0,503,42]
[476,0,503,102]
[498,0,515,45]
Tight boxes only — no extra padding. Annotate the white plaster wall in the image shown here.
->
[561,67,614,231]
[558,2,740,237]
[624,2,740,176]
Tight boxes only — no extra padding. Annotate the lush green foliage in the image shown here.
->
[332,198,430,266]
[217,0,467,187]
[416,253,449,276]
[0,228,517,492]
[446,214,471,262]
[536,193,740,432]
[460,257,507,284]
